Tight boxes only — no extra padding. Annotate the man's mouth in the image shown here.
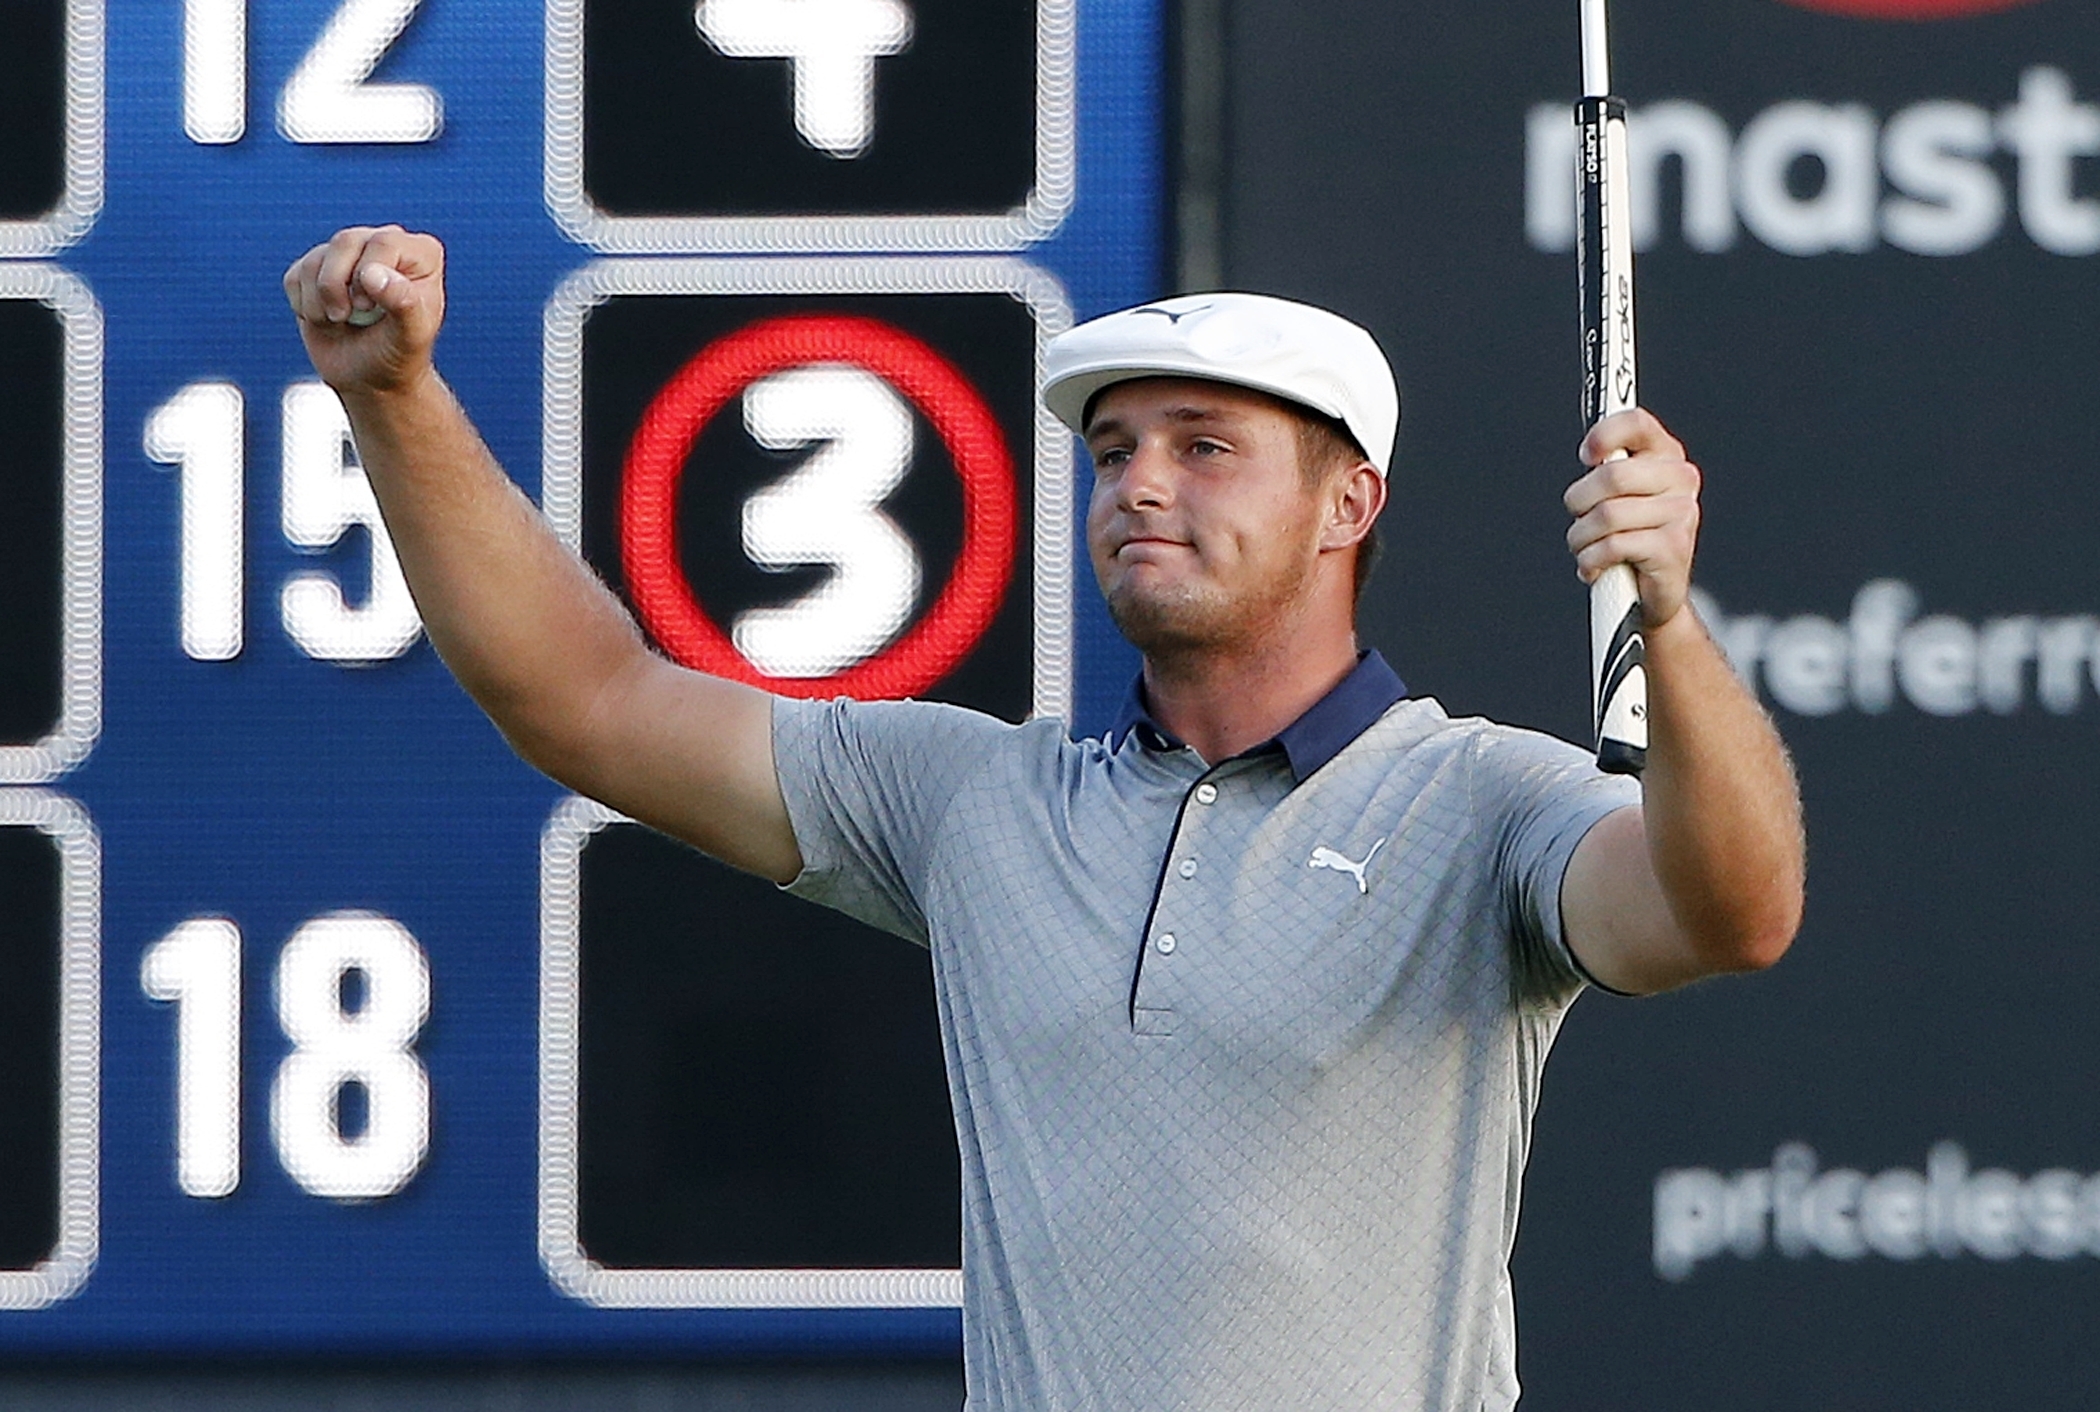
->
[1117,535,1189,556]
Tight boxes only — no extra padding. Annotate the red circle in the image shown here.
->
[1776,0,2044,18]
[621,314,1018,700]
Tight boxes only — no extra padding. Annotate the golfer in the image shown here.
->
[286,226,1803,1411]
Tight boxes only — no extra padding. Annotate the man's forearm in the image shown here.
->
[1639,606,1805,970]
[339,367,652,778]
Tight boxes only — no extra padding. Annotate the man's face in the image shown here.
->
[1083,377,1333,657]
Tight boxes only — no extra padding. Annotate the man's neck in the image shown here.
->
[1141,625,1361,765]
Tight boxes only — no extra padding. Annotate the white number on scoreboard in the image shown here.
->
[280,381,424,662]
[694,0,914,157]
[142,912,434,1201]
[144,379,424,664]
[183,0,443,145]
[142,381,245,662]
[735,364,922,676]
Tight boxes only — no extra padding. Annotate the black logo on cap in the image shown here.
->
[1129,304,1211,325]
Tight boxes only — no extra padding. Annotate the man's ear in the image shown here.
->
[1319,463,1385,552]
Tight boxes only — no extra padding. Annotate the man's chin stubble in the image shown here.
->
[1104,583,1220,658]
[1105,579,1291,663]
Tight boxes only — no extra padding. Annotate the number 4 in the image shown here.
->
[183,0,442,145]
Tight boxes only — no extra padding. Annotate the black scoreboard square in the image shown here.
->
[548,0,1074,249]
[560,265,1067,721]
[0,296,65,753]
[0,823,62,1274]
[0,796,94,1310]
[540,261,1067,1303]
[573,824,960,1273]
[0,0,64,223]
[0,271,97,784]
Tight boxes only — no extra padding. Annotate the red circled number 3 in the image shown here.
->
[621,314,1019,700]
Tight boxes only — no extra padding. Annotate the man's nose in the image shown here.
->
[1116,440,1176,512]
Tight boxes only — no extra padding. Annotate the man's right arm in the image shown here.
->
[285,224,801,884]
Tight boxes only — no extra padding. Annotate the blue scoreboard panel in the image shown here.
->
[1,0,1158,1355]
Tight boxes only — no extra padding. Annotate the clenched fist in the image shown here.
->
[284,225,447,395]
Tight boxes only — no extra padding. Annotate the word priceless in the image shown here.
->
[1654,1143,2100,1280]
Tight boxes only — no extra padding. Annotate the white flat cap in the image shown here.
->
[1041,292,1400,476]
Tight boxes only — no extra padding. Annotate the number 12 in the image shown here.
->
[183,0,443,145]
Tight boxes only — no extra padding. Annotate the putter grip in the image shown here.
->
[1578,93,1647,776]
[1590,562,1646,775]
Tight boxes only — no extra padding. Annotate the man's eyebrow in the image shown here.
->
[1085,405,1245,439]
[1162,405,1238,425]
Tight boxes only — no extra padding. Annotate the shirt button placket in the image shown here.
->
[1135,774,1218,1025]
[1171,781,1218,957]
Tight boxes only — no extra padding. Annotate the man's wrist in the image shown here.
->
[337,361,448,416]
[1641,597,1722,669]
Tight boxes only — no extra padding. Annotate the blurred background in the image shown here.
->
[1,0,2095,1406]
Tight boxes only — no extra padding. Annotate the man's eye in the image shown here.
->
[1094,447,1130,469]
[1190,439,1226,456]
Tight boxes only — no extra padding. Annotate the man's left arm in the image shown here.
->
[1559,409,1806,995]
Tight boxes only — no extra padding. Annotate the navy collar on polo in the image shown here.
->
[1112,650,1409,783]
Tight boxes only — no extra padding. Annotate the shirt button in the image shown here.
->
[1177,859,1198,879]
[1194,783,1218,805]
[1156,933,1177,955]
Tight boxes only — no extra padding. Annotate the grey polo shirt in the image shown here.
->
[773,653,1640,1411]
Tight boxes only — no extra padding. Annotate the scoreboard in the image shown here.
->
[2,0,1158,1355]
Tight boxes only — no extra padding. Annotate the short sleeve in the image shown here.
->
[1469,725,1643,1004]
[771,695,1017,945]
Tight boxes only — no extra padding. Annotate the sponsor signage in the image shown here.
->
[1527,66,2100,257]
[1218,0,2100,1404]
[1655,1142,2100,1280]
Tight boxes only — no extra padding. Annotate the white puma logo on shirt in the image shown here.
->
[1307,838,1386,895]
